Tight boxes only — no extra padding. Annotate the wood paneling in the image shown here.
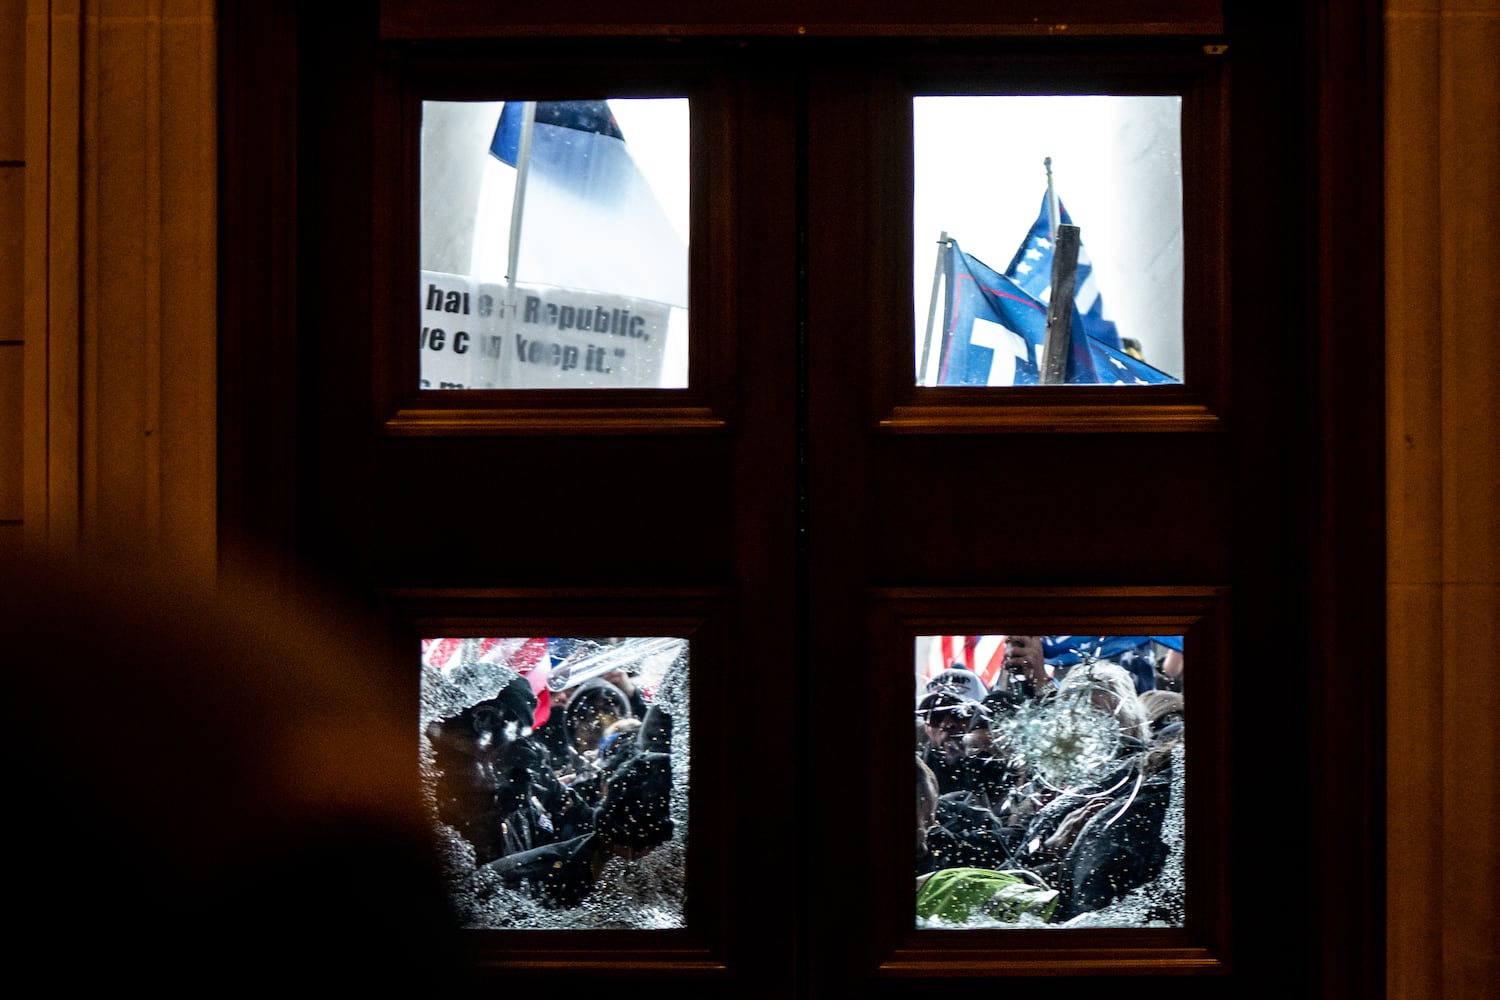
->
[0,342,21,519]
[379,0,1225,40]
[4,0,1488,992]
[1,2,23,529]
[25,0,82,551]
[1386,1,1500,996]
[0,166,20,331]
[18,1,215,573]
[0,0,23,161]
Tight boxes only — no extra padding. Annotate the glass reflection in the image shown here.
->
[420,636,688,929]
[914,96,1183,386]
[915,634,1184,928]
[420,99,689,389]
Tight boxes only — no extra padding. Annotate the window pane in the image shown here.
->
[915,634,1184,928]
[420,636,688,929]
[914,96,1183,387]
[421,99,689,389]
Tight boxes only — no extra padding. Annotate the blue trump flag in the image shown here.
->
[1041,635,1183,664]
[938,239,1099,385]
[1005,192,1122,350]
[1092,337,1178,385]
[1040,635,1185,694]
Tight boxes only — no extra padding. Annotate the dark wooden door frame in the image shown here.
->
[218,3,1383,996]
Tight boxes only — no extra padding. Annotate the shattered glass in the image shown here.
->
[915,634,1185,929]
[419,636,689,929]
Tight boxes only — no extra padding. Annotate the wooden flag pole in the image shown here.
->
[1041,223,1080,384]
[1045,156,1060,239]
[919,231,950,386]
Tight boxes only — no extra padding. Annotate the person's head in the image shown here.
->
[918,691,988,758]
[926,667,989,703]
[565,678,634,752]
[1056,661,1149,739]
[467,674,538,744]
[547,683,574,715]
[1138,689,1184,741]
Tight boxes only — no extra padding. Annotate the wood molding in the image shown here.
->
[1385,1,1500,996]
[23,1,216,579]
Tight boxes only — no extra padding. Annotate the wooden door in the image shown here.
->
[220,3,1383,997]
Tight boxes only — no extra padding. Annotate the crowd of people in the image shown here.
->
[421,631,1185,927]
[915,635,1185,926]
[422,641,683,921]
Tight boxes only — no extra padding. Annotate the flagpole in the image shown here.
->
[482,101,537,387]
[1045,156,1060,239]
[918,231,950,386]
[1041,223,1080,384]
[505,101,538,291]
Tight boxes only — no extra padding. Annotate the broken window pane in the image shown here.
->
[914,96,1184,387]
[420,636,689,929]
[420,98,689,389]
[915,634,1184,928]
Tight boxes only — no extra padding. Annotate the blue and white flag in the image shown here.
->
[1005,193,1122,351]
[478,100,688,309]
[938,240,1099,385]
[1042,635,1182,693]
[1091,337,1178,385]
[1041,635,1183,665]
[491,100,626,166]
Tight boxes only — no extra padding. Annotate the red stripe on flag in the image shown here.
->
[423,636,463,671]
[977,636,1006,689]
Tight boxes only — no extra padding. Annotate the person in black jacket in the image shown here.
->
[427,674,594,865]
[1000,661,1180,922]
[486,750,675,908]
[917,690,1018,808]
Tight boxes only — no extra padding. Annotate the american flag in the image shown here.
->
[421,636,556,724]
[921,635,1007,691]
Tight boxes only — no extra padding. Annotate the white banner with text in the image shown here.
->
[420,271,674,389]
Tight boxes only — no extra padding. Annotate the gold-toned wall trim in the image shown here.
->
[22,0,216,580]
[1386,2,1500,996]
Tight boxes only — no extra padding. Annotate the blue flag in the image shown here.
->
[1005,193,1122,350]
[1041,635,1183,694]
[1041,635,1183,664]
[491,100,626,174]
[481,100,687,308]
[938,240,1099,385]
[1091,338,1178,385]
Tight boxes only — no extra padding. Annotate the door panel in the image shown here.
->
[803,55,1242,991]
[220,4,1381,997]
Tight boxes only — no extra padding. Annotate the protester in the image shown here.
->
[425,673,594,865]
[484,751,674,907]
[993,661,1178,921]
[982,634,1057,716]
[1139,689,1184,743]
[917,690,1015,805]
[1156,645,1185,692]
[925,665,990,702]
